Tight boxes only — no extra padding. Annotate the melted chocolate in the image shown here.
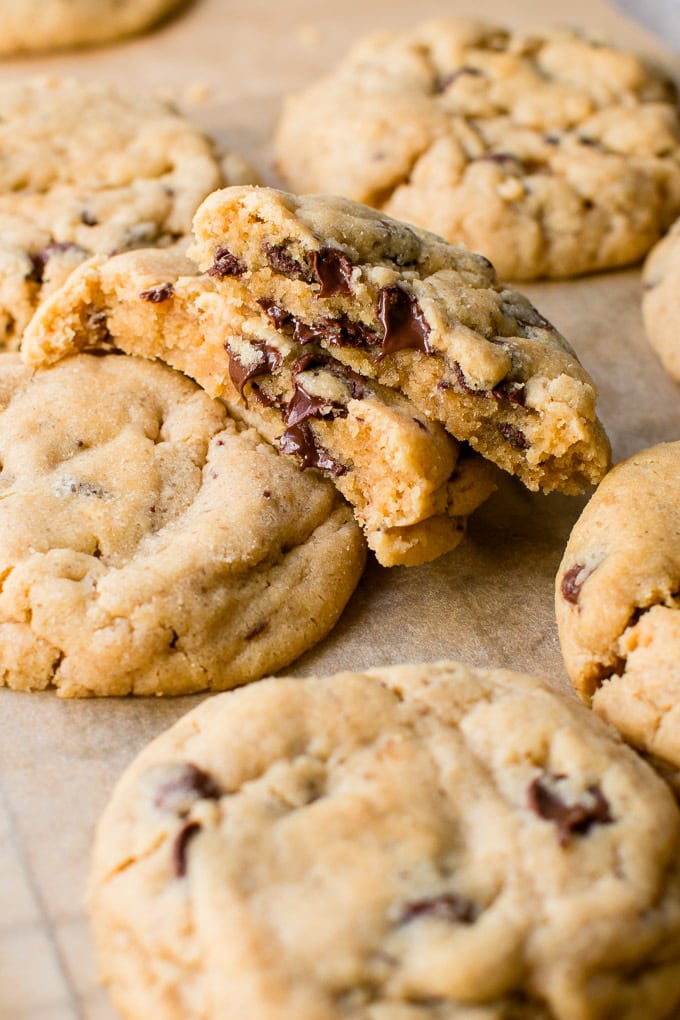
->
[154,763,222,815]
[279,421,347,476]
[226,341,282,396]
[139,282,174,303]
[560,563,592,605]
[262,243,314,282]
[285,354,350,427]
[312,248,354,297]
[207,247,246,278]
[377,286,432,358]
[173,821,202,877]
[528,775,613,846]
[400,892,476,925]
[258,300,291,329]
[452,361,488,397]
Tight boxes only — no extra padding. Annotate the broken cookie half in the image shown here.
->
[23,186,610,565]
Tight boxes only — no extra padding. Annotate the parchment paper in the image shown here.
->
[1,1,680,1016]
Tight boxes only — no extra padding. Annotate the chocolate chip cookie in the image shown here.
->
[21,247,497,568]
[642,217,680,382]
[275,19,680,280]
[0,77,252,350]
[89,660,680,1020]
[185,186,609,493]
[0,0,187,55]
[0,351,365,696]
[556,442,680,767]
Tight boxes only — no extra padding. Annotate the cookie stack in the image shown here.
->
[4,12,680,1020]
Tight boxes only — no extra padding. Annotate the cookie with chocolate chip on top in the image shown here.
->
[185,186,610,494]
[21,247,497,569]
[556,441,680,767]
[275,18,680,280]
[89,660,680,1020]
[0,351,364,696]
[0,76,256,350]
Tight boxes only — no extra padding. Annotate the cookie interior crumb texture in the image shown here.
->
[0,351,365,696]
[89,661,680,1020]
[275,18,680,280]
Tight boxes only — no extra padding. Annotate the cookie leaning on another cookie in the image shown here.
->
[556,441,680,767]
[89,660,680,1020]
[275,18,680,280]
[21,246,497,568]
[642,218,680,382]
[184,186,610,494]
[0,76,255,350]
[0,0,188,55]
[0,352,365,696]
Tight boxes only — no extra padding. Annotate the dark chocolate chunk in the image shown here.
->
[400,892,476,925]
[312,248,354,297]
[435,66,484,93]
[560,563,592,605]
[451,361,488,397]
[154,763,222,815]
[498,422,529,450]
[173,821,202,877]
[262,243,314,282]
[258,299,292,329]
[226,341,282,397]
[528,774,613,846]
[28,242,85,284]
[139,282,174,303]
[207,247,246,278]
[377,286,432,358]
[279,421,347,476]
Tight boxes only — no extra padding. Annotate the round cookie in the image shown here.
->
[0,352,365,696]
[89,660,680,1020]
[0,0,187,55]
[0,76,243,350]
[275,19,680,280]
[555,442,680,767]
[642,217,680,381]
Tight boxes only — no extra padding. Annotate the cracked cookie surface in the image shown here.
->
[20,247,497,568]
[0,352,365,696]
[0,76,253,350]
[183,186,609,494]
[275,19,680,280]
[89,660,680,1020]
[556,442,680,766]
[0,0,187,54]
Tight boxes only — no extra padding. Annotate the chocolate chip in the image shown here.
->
[139,282,174,303]
[560,563,593,604]
[285,354,352,427]
[292,314,378,350]
[207,247,246,278]
[312,248,354,297]
[80,209,98,226]
[154,763,222,815]
[173,821,202,877]
[528,774,613,846]
[498,422,529,450]
[435,66,484,93]
[258,299,291,329]
[279,421,347,476]
[451,361,488,396]
[28,242,84,284]
[400,893,476,925]
[377,286,432,358]
[262,243,314,282]
[226,341,282,396]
